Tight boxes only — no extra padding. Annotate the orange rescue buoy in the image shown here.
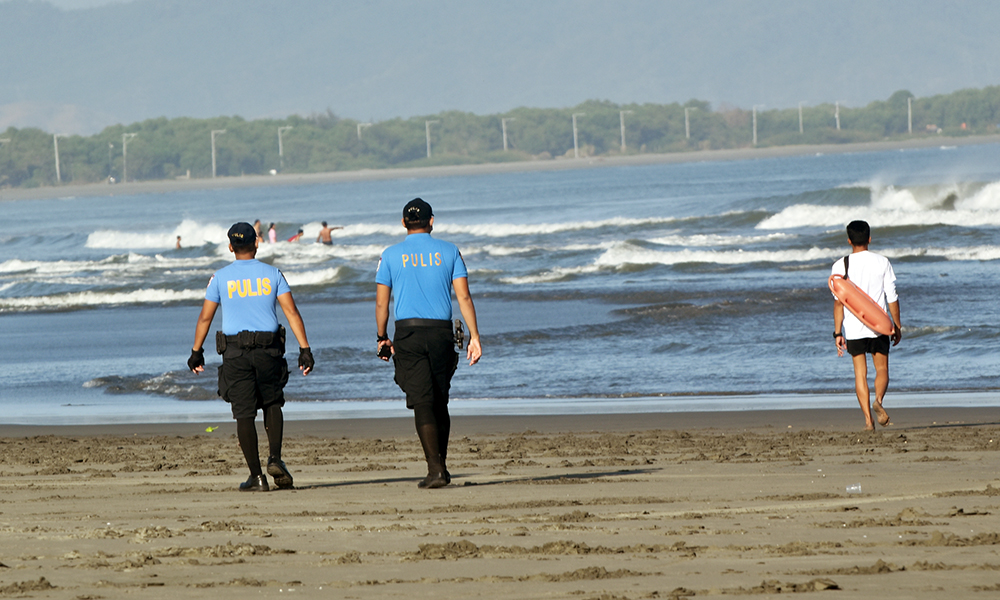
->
[829,274,894,336]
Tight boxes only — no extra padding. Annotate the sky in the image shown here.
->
[2,0,1000,134]
[40,0,114,7]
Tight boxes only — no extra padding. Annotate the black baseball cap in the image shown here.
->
[228,222,256,246]
[403,198,433,223]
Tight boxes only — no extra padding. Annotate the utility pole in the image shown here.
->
[501,117,515,151]
[357,122,372,140]
[908,97,913,134]
[799,102,805,134]
[752,105,764,146]
[685,107,696,139]
[107,142,114,179]
[53,134,66,184]
[121,133,137,183]
[619,110,633,152]
[835,102,841,130]
[572,112,585,158]
[277,126,292,170]
[425,120,439,158]
[211,129,226,178]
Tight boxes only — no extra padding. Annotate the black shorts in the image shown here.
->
[217,346,289,420]
[846,335,890,357]
[392,322,458,409]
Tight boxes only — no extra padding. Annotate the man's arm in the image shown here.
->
[453,277,482,365]
[376,283,393,360]
[888,300,902,346]
[833,300,846,357]
[277,292,312,375]
[191,299,219,373]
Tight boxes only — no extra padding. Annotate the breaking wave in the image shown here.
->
[758,181,1000,229]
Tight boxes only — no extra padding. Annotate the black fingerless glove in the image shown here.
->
[187,349,204,371]
[298,347,314,371]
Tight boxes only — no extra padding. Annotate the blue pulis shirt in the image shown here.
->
[205,259,291,334]
[375,233,468,321]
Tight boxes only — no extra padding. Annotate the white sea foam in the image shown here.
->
[759,204,1000,229]
[500,265,602,284]
[0,254,219,277]
[436,216,680,238]
[883,245,1000,262]
[266,243,385,264]
[647,232,794,247]
[463,242,614,257]
[594,242,840,267]
[758,181,1000,229]
[465,244,539,257]
[86,219,230,249]
[322,216,684,238]
[502,243,1000,281]
[0,288,203,310]
[81,216,686,254]
[283,267,347,287]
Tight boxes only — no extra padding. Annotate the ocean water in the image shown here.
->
[3,144,1000,424]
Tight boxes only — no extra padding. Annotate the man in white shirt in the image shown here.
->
[832,220,902,431]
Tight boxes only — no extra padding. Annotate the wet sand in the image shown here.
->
[4,134,1000,202]
[2,407,999,598]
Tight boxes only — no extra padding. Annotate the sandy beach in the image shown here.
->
[2,407,999,598]
[4,134,1000,202]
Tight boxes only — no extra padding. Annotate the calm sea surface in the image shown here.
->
[3,144,1000,424]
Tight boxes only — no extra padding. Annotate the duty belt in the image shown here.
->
[395,318,451,328]
[215,326,285,354]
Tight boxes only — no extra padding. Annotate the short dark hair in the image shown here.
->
[846,220,870,246]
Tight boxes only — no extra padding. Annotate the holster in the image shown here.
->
[215,330,227,355]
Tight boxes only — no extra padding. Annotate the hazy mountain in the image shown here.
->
[2,0,999,134]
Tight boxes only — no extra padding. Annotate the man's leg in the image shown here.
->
[851,353,874,430]
[255,346,293,489]
[263,403,293,488]
[426,328,457,481]
[394,327,448,488]
[224,353,268,490]
[263,403,283,460]
[871,352,891,426]
[413,402,447,488]
[432,401,450,472]
[236,417,262,475]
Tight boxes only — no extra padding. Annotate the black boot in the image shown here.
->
[416,423,448,489]
[267,456,294,489]
[239,474,269,492]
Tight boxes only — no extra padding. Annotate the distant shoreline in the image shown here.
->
[4,134,999,202]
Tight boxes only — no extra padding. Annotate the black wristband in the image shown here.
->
[377,334,389,342]
[833,332,842,339]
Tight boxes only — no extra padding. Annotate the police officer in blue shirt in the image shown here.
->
[376,198,482,489]
[188,222,314,492]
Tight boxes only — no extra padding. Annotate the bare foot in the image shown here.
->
[872,401,890,427]
[864,424,876,431]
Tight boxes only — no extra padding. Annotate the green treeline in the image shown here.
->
[3,86,1000,188]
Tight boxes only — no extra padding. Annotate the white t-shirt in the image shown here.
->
[831,250,898,340]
